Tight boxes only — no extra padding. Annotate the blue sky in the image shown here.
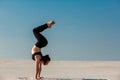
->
[0,0,120,60]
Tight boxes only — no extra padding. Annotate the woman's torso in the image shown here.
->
[31,45,41,54]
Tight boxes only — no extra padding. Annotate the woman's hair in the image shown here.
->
[42,55,51,65]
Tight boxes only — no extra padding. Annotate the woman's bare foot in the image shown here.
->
[47,20,55,28]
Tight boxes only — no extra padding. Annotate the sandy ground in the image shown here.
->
[0,59,120,80]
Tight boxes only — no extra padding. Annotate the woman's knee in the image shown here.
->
[33,28,37,33]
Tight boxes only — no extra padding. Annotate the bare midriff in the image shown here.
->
[31,45,41,54]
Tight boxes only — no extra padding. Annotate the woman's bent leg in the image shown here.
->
[33,24,48,41]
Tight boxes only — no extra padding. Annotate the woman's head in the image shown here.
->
[42,55,51,65]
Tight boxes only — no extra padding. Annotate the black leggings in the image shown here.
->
[33,23,48,48]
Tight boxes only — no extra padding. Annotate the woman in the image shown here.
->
[31,20,55,79]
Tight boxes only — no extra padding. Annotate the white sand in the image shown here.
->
[0,59,120,80]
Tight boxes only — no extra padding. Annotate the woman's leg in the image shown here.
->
[33,24,48,42]
[33,24,48,48]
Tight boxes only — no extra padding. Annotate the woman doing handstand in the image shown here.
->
[31,21,55,79]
